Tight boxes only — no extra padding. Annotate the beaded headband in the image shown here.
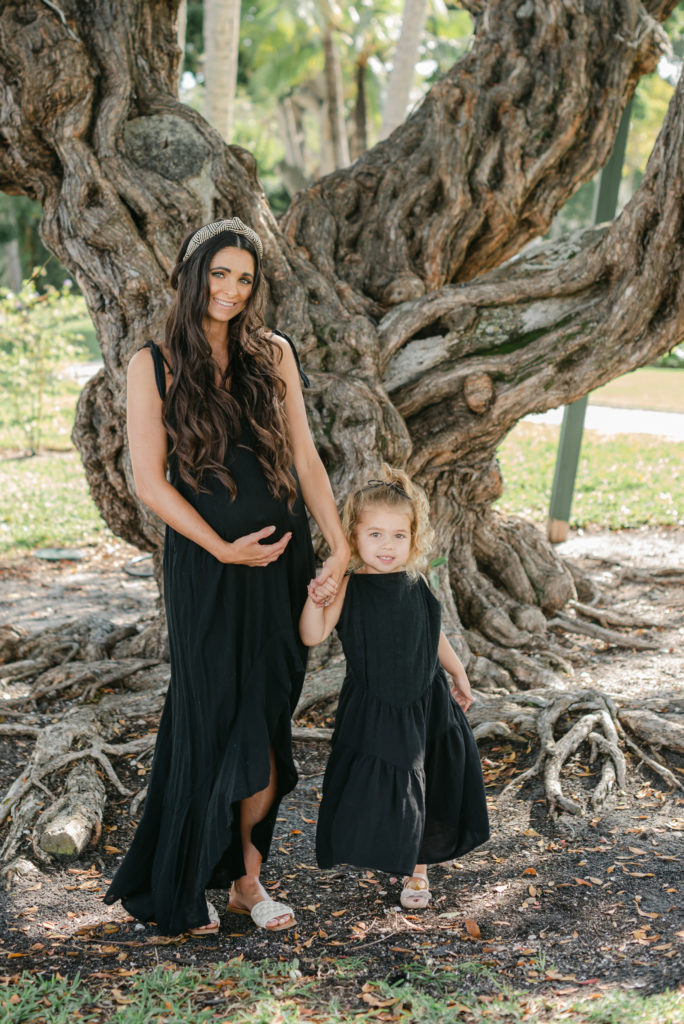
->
[182,217,263,263]
[361,479,411,501]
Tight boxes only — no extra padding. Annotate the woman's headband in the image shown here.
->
[182,218,263,263]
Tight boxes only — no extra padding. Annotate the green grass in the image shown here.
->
[591,367,684,413]
[0,374,82,453]
[496,421,684,529]
[61,312,99,359]
[1,959,682,1023]
[0,450,106,554]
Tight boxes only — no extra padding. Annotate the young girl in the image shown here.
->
[299,467,489,909]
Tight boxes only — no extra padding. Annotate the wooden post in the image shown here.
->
[547,101,633,543]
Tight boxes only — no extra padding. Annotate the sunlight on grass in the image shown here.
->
[591,367,684,414]
[496,422,684,529]
[0,451,106,554]
[1,960,682,1024]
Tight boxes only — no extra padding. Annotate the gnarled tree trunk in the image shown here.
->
[0,0,683,861]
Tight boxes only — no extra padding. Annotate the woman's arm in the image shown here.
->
[438,631,474,712]
[127,348,291,567]
[275,338,350,584]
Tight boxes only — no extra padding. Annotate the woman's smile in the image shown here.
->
[204,245,255,327]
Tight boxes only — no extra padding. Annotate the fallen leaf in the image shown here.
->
[635,906,660,919]
[465,919,481,938]
[522,867,537,876]
[360,986,398,1009]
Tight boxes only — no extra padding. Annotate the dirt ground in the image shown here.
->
[0,527,683,1003]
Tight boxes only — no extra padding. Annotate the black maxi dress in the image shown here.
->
[104,337,315,935]
[316,571,489,876]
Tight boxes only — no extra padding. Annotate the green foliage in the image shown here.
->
[655,345,684,369]
[184,2,204,75]
[0,195,71,293]
[179,1,474,205]
[0,274,89,454]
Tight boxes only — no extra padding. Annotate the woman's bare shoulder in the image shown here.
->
[128,343,172,375]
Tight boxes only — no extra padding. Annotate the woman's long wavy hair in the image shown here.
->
[162,227,297,506]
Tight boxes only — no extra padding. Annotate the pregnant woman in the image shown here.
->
[104,219,348,935]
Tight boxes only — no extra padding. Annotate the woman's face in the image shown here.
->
[205,245,255,327]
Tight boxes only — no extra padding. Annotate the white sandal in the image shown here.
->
[188,900,220,936]
[249,898,295,931]
[228,883,295,931]
[400,872,431,910]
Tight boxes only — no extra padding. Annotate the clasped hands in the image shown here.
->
[223,526,347,606]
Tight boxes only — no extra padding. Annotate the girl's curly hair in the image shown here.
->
[342,464,434,579]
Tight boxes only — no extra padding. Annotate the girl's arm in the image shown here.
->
[275,338,350,589]
[127,348,292,567]
[438,631,474,712]
[299,574,349,646]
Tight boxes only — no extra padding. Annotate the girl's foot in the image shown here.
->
[400,871,431,910]
[188,900,220,936]
[228,878,295,931]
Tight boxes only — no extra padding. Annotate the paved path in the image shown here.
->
[524,404,684,441]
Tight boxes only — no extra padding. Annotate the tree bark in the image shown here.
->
[349,56,368,162]
[379,0,429,140]
[203,0,241,142]
[321,19,351,169]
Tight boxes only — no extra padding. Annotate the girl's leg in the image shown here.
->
[400,863,431,909]
[228,748,293,929]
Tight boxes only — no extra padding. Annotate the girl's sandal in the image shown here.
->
[400,873,431,910]
[188,901,220,936]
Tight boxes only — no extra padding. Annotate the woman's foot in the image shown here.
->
[400,870,431,910]
[188,900,220,936]
[228,877,295,931]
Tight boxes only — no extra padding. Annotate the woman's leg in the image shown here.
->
[229,748,293,929]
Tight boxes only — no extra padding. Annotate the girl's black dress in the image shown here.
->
[104,338,314,935]
[316,571,489,875]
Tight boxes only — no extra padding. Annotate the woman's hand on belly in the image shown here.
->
[219,526,292,566]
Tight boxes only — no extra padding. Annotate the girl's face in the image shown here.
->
[355,504,412,574]
[204,246,255,328]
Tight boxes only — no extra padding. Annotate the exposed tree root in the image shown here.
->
[491,689,683,814]
[547,612,663,651]
[568,600,664,631]
[0,690,164,863]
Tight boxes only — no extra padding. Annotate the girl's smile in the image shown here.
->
[355,505,413,574]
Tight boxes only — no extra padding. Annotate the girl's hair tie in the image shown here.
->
[361,479,411,501]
